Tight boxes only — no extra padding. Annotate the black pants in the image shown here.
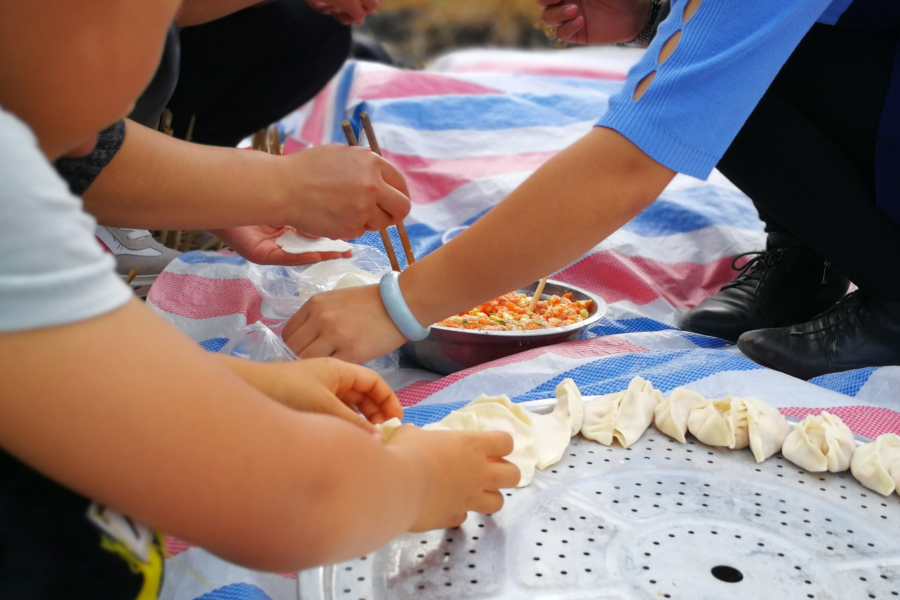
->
[717,24,900,300]
[166,0,351,147]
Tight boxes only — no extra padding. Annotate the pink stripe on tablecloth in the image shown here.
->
[149,272,280,326]
[397,335,645,407]
[555,251,739,310]
[446,63,628,81]
[384,149,558,205]
[352,70,502,100]
[780,406,900,440]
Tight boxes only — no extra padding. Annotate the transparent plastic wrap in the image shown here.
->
[218,321,298,362]
[247,243,391,320]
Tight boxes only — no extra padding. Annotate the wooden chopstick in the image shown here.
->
[529,277,549,313]
[360,112,416,266]
[342,120,401,272]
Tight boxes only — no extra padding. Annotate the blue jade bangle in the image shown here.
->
[379,271,431,341]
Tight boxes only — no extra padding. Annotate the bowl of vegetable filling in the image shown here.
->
[401,280,607,375]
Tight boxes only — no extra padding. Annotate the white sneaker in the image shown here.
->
[95,227,181,296]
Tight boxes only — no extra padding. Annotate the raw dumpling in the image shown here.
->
[654,387,704,443]
[424,394,537,487]
[686,397,749,449]
[851,433,900,496]
[782,411,856,472]
[376,417,404,442]
[530,379,584,469]
[581,376,660,448]
[744,398,792,463]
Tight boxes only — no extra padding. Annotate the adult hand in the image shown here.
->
[304,0,380,26]
[210,225,351,266]
[539,0,650,45]
[282,284,408,363]
[257,358,403,435]
[282,144,411,241]
[387,426,519,531]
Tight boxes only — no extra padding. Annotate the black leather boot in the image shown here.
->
[680,233,851,342]
[738,291,900,379]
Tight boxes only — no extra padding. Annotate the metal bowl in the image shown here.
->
[400,280,608,375]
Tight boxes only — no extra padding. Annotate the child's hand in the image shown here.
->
[210,226,352,266]
[387,426,520,531]
[283,144,410,241]
[539,0,651,45]
[230,357,403,435]
[282,285,408,364]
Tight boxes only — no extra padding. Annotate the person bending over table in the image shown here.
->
[55,0,401,280]
[283,0,900,380]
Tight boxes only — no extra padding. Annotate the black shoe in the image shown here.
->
[680,233,851,342]
[738,291,900,379]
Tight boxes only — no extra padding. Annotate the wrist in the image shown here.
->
[387,443,433,527]
[379,271,431,341]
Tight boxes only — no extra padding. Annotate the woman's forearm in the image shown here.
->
[82,119,291,230]
[401,127,675,325]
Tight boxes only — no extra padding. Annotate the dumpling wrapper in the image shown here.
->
[744,398,791,463]
[376,417,404,442]
[851,433,900,496]
[782,411,856,472]
[581,376,659,448]
[530,378,584,469]
[423,394,538,487]
[276,230,352,254]
[655,387,705,443]
[686,396,750,449]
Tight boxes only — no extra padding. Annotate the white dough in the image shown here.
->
[376,417,404,442]
[421,378,585,487]
[782,411,856,473]
[745,398,792,463]
[654,387,704,443]
[580,376,660,448]
[530,379,585,469]
[851,433,900,496]
[686,396,752,450]
[276,230,352,254]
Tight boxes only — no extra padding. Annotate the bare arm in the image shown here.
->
[283,128,675,361]
[83,119,410,239]
[0,300,516,571]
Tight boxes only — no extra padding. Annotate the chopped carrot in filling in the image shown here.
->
[436,292,593,331]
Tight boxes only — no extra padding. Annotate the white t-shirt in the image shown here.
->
[0,106,132,332]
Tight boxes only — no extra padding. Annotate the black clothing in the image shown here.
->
[54,121,126,196]
[717,24,900,301]
[0,450,165,600]
[166,0,351,146]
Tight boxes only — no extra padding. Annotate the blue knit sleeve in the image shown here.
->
[597,0,838,179]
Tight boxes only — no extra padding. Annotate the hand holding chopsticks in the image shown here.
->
[342,113,416,272]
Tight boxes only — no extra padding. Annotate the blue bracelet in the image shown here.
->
[379,271,431,341]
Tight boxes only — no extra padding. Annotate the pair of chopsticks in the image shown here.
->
[341,112,415,272]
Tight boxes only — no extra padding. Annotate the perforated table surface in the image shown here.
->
[297,409,900,600]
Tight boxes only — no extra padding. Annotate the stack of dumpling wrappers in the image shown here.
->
[378,377,900,498]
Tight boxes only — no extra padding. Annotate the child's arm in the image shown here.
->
[217,355,404,435]
[0,299,518,572]
[82,119,410,241]
[283,127,675,362]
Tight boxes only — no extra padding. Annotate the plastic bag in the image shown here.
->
[218,321,298,362]
[247,243,391,320]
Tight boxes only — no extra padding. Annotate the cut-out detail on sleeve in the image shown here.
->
[658,29,683,65]
[683,0,703,23]
[633,70,657,102]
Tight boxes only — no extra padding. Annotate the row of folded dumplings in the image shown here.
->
[382,376,900,496]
